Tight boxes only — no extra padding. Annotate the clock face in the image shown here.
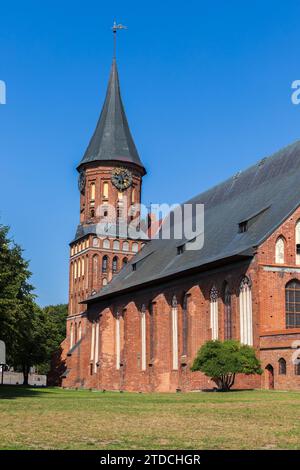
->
[111,168,133,191]
[78,170,86,193]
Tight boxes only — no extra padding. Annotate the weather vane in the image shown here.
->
[112,20,127,58]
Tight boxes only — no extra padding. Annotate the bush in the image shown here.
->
[191,340,262,391]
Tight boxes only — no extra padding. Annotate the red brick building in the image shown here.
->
[61,56,300,392]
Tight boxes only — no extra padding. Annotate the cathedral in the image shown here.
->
[61,53,300,392]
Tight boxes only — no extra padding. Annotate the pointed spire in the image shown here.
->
[78,59,145,174]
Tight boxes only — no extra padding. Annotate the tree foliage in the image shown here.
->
[0,224,67,383]
[191,340,262,391]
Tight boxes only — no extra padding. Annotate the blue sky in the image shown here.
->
[1,0,300,306]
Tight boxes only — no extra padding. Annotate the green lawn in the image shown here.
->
[0,386,299,450]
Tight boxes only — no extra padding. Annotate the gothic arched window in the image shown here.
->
[102,255,108,273]
[275,237,285,264]
[224,283,232,340]
[278,358,286,375]
[286,280,300,328]
[182,293,189,356]
[210,286,218,340]
[112,256,118,273]
[122,257,128,266]
[141,304,146,371]
[239,277,253,345]
[171,295,178,370]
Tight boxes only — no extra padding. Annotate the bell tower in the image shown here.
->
[67,47,146,346]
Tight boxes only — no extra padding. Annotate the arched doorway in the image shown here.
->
[265,364,274,390]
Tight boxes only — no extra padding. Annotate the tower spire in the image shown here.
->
[111,20,127,59]
[77,27,145,174]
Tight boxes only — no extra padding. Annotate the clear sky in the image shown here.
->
[1,0,300,306]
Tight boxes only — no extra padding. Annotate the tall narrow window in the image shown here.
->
[275,237,285,264]
[102,255,108,273]
[141,304,146,371]
[118,191,123,201]
[286,280,300,328]
[278,358,286,375]
[70,263,74,291]
[103,182,109,199]
[78,322,82,341]
[85,255,89,289]
[116,314,120,370]
[210,286,219,340]
[149,302,155,362]
[92,255,98,289]
[74,261,77,280]
[224,283,232,340]
[122,257,128,266]
[90,323,95,365]
[70,323,74,348]
[90,182,95,205]
[112,256,118,273]
[81,257,85,276]
[74,323,78,343]
[239,277,253,345]
[182,294,189,356]
[78,259,81,278]
[296,221,300,265]
[171,295,178,370]
[131,188,136,204]
[94,322,99,373]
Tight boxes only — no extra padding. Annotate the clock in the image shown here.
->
[111,168,132,191]
[78,170,86,193]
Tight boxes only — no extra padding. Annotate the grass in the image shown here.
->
[0,386,299,450]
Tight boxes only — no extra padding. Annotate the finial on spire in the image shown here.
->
[111,20,127,59]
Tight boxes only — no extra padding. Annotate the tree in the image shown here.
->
[37,304,67,375]
[0,224,35,371]
[191,340,262,391]
[0,225,68,385]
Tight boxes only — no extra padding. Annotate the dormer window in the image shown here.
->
[238,221,248,233]
[132,263,137,272]
[177,245,185,255]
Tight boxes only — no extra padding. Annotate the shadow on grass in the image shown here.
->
[0,385,50,400]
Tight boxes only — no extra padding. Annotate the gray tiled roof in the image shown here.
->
[86,140,300,303]
[77,59,145,173]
